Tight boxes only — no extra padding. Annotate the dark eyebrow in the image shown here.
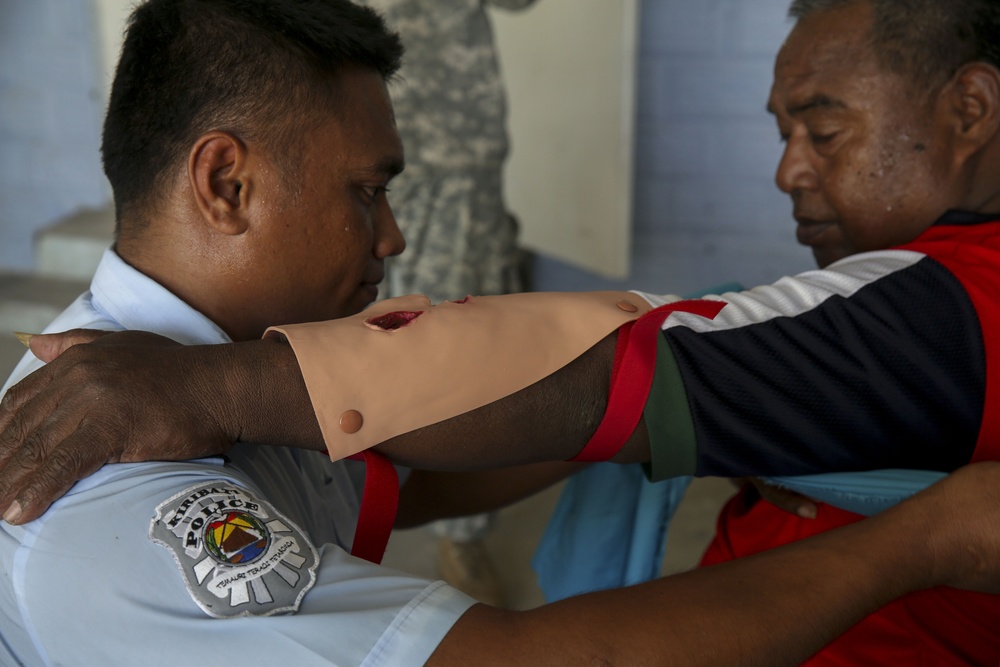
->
[360,156,405,180]
[767,94,846,117]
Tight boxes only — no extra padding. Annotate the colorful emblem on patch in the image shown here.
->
[204,511,269,564]
[149,481,319,618]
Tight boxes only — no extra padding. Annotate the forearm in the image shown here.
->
[220,338,326,451]
[0,314,636,525]
[525,526,916,666]
[375,333,650,469]
[430,496,934,666]
[236,331,645,469]
[269,291,660,464]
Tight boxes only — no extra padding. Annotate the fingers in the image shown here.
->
[28,328,113,363]
[1,427,112,524]
[0,364,58,458]
[0,353,122,523]
[0,383,101,523]
[0,330,191,524]
[13,332,34,348]
[748,478,818,519]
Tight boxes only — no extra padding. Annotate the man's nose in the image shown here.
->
[775,135,819,195]
[374,199,405,259]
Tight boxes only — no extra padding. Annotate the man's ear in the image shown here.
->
[943,62,1000,161]
[188,131,252,235]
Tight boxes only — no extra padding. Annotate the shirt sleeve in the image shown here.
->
[644,251,985,480]
[3,461,474,667]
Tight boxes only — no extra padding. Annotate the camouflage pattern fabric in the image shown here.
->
[362,0,537,302]
[384,165,522,302]
[362,0,537,544]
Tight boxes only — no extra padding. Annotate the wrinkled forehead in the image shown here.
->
[769,6,883,113]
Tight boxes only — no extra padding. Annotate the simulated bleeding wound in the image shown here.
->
[365,311,423,331]
[450,296,472,304]
[266,290,659,461]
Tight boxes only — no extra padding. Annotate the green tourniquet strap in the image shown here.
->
[643,335,698,481]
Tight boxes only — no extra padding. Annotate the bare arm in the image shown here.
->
[375,332,649,469]
[428,462,1000,666]
[0,329,624,523]
[5,338,1000,664]
[0,333,324,522]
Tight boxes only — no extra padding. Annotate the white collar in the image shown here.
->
[90,248,232,346]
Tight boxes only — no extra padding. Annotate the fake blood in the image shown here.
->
[365,311,423,331]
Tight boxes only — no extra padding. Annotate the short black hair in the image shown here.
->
[101,0,403,232]
[788,0,1000,94]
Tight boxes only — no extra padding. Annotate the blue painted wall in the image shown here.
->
[532,0,816,294]
[0,1,108,271]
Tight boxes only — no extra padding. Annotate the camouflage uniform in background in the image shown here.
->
[362,0,537,304]
[359,1,537,561]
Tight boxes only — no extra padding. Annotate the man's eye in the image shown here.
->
[810,132,838,146]
[362,185,390,201]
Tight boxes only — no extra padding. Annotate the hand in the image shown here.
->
[0,330,237,524]
[745,477,818,519]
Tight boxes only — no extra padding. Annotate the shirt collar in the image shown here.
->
[89,248,232,346]
[936,209,1000,226]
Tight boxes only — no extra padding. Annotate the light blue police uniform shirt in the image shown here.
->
[0,249,474,666]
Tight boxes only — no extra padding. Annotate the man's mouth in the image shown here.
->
[360,282,380,305]
[359,265,386,305]
[795,217,835,246]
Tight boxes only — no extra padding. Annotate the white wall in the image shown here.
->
[93,0,134,97]
[492,0,638,279]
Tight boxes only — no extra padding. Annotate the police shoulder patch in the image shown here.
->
[149,480,319,618]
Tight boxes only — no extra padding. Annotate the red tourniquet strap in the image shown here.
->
[343,449,399,564]
[609,320,634,394]
[571,299,727,462]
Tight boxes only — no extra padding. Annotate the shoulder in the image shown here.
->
[2,460,473,666]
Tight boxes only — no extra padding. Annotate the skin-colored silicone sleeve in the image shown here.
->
[265,291,657,461]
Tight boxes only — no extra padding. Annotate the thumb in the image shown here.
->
[25,329,113,363]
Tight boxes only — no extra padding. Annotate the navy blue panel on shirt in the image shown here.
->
[665,257,985,477]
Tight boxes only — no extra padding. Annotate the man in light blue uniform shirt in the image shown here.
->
[0,251,473,665]
[0,1,573,662]
[6,1,1000,665]
[0,2,483,662]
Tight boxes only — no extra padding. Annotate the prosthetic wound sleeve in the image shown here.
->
[571,299,727,463]
[265,291,653,461]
